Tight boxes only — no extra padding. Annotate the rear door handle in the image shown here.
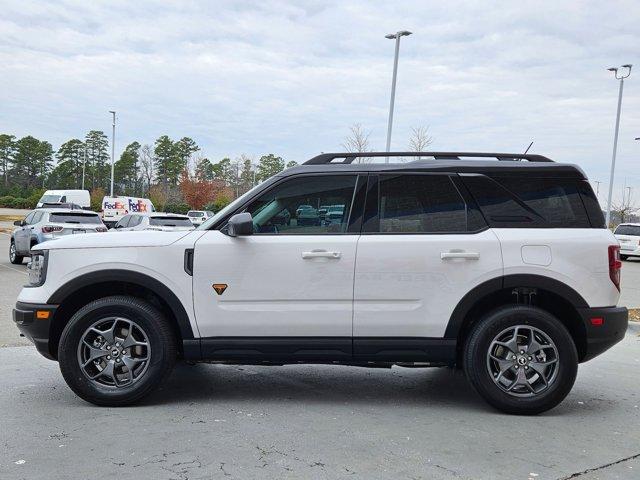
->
[441,251,480,260]
[302,250,341,259]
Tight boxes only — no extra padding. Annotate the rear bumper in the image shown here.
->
[13,302,57,360]
[577,306,628,362]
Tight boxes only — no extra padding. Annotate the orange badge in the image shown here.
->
[212,284,228,295]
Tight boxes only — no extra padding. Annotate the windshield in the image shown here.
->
[49,213,101,224]
[149,216,193,227]
[614,225,640,236]
[40,194,61,203]
[188,211,204,217]
[197,180,275,230]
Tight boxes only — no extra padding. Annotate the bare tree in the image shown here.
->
[612,189,639,225]
[139,144,154,196]
[408,126,434,152]
[342,123,372,162]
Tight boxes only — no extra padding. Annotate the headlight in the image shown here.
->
[27,250,48,287]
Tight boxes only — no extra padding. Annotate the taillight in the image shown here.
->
[41,225,63,234]
[608,245,622,291]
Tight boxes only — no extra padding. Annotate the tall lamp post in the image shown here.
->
[384,30,412,161]
[109,110,116,197]
[605,64,632,227]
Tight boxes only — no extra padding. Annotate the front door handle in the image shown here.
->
[441,251,480,260]
[302,250,341,259]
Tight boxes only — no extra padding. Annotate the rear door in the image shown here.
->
[353,173,503,350]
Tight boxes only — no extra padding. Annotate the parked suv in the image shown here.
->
[13,152,627,413]
[113,213,195,232]
[613,223,640,260]
[10,209,107,264]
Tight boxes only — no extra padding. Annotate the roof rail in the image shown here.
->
[303,152,554,165]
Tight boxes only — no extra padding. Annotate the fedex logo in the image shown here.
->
[103,201,125,210]
[128,199,148,212]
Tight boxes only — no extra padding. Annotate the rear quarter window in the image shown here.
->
[461,175,593,228]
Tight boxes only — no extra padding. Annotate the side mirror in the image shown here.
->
[227,212,254,237]
[14,220,24,227]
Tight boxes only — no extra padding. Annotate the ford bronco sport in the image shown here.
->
[13,152,628,414]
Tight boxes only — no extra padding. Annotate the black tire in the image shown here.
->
[464,305,578,415]
[9,240,24,264]
[620,255,629,261]
[58,295,176,406]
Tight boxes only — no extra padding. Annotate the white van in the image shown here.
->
[101,196,155,228]
[37,190,90,209]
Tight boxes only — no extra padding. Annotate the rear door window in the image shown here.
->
[365,174,485,233]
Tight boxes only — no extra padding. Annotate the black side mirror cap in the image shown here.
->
[227,212,254,237]
[14,220,24,226]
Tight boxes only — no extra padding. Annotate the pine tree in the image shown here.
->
[0,134,16,190]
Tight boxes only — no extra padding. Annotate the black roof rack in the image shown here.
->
[304,151,554,165]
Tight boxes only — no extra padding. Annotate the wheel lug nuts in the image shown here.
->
[106,356,111,360]
[520,350,524,354]
[525,366,528,369]
[528,356,532,361]
[116,343,120,347]
[515,365,519,369]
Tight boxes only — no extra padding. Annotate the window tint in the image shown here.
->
[462,175,592,228]
[244,175,358,234]
[375,175,472,233]
[49,213,102,224]
[24,212,35,225]
[31,211,44,224]
[128,215,142,227]
[149,216,192,227]
[614,225,640,236]
[116,215,130,228]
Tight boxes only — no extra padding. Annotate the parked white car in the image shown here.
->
[9,209,107,264]
[37,190,90,209]
[113,212,194,232]
[101,196,155,229]
[613,223,640,259]
[187,210,214,226]
[13,151,628,414]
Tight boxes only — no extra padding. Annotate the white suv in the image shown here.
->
[613,223,640,260]
[13,152,628,414]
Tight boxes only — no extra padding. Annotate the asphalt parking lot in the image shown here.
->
[0,225,639,479]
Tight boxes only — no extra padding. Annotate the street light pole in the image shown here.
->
[109,110,116,197]
[605,64,632,227]
[384,30,412,162]
[82,142,87,190]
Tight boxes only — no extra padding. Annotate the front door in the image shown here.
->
[193,174,365,358]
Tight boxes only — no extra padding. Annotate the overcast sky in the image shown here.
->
[1,0,639,203]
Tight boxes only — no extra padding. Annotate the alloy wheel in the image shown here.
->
[9,242,16,262]
[77,317,151,388]
[486,325,559,397]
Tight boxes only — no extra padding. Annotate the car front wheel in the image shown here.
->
[58,295,176,406]
[9,240,24,264]
[464,305,578,415]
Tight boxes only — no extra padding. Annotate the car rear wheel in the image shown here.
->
[464,305,578,415]
[9,240,24,264]
[58,295,176,406]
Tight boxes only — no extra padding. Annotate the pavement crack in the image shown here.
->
[558,452,640,479]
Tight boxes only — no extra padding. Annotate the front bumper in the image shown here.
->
[13,302,57,360]
[577,306,628,362]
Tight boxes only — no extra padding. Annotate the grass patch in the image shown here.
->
[0,214,24,222]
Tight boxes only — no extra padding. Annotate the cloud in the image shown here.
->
[0,0,639,201]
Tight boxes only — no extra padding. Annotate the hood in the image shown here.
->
[34,230,195,250]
